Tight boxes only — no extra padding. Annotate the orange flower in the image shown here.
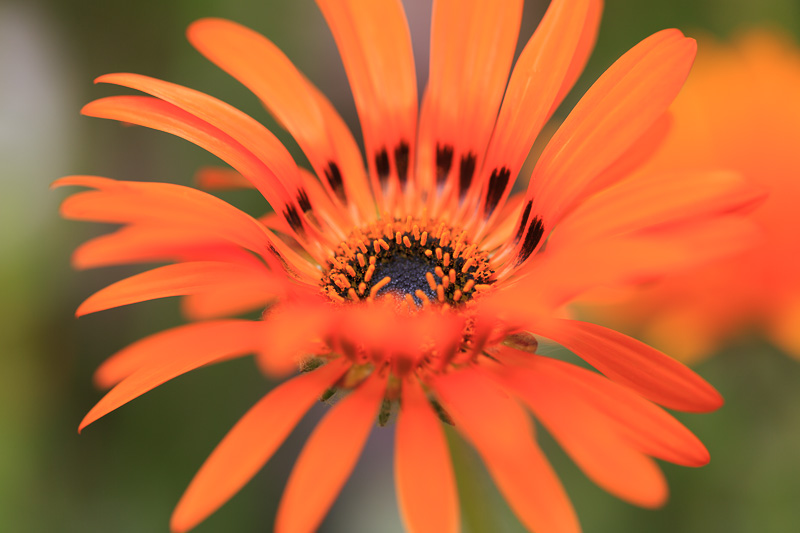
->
[577,30,800,362]
[58,1,760,532]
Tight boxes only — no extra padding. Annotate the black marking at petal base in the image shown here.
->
[514,201,533,244]
[458,152,477,199]
[394,142,410,187]
[296,188,312,213]
[484,167,510,216]
[375,148,391,184]
[517,216,545,265]
[324,161,347,203]
[436,143,454,186]
[283,204,305,236]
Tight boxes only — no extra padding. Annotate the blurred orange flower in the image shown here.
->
[57,1,761,532]
[578,30,800,362]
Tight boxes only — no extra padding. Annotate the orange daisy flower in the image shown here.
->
[58,1,761,532]
[576,30,800,362]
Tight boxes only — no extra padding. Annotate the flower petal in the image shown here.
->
[275,372,386,533]
[498,352,710,467]
[170,358,349,533]
[81,96,293,215]
[422,0,523,214]
[187,18,374,222]
[80,320,262,431]
[72,225,261,270]
[530,318,723,412]
[511,29,697,264]
[56,176,321,280]
[556,170,765,243]
[491,356,668,507]
[433,367,579,533]
[316,0,417,210]
[395,378,459,533]
[76,261,282,317]
[473,0,598,223]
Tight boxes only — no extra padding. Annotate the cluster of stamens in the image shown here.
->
[321,216,494,307]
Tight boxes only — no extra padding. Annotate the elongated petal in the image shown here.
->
[497,352,709,466]
[433,368,579,533]
[73,225,261,270]
[81,96,293,212]
[76,261,280,317]
[395,378,459,533]
[194,166,254,190]
[556,170,765,243]
[493,216,759,310]
[474,0,596,222]
[511,30,697,264]
[80,320,262,431]
[547,0,603,119]
[530,319,723,412]
[95,73,304,202]
[187,18,373,221]
[492,358,668,507]
[275,372,386,533]
[423,0,523,212]
[315,0,416,209]
[56,176,321,280]
[170,358,350,533]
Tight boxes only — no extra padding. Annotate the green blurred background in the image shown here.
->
[2,0,799,531]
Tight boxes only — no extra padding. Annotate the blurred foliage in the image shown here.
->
[2,0,799,531]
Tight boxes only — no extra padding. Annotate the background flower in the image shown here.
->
[3,0,800,532]
[578,30,800,363]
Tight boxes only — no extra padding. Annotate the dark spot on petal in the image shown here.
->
[296,188,312,213]
[324,161,347,203]
[283,204,305,236]
[458,152,477,199]
[517,216,545,264]
[394,142,410,187]
[375,148,390,185]
[514,201,533,244]
[484,167,510,216]
[436,143,454,186]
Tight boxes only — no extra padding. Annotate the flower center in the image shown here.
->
[321,217,494,306]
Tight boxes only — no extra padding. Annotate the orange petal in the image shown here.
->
[76,261,278,317]
[81,96,292,212]
[557,170,765,243]
[316,0,417,209]
[530,318,723,412]
[512,29,697,263]
[492,358,668,508]
[80,320,262,431]
[95,73,310,204]
[546,0,603,120]
[505,353,710,467]
[187,18,373,221]
[424,0,523,213]
[474,0,597,222]
[194,166,254,190]
[433,367,579,533]
[72,225,261,270]
[56,176,321,280]
[170,358,349,533]
[493,216,759,309]
[395,378,459,533]
[275,371,386,533]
